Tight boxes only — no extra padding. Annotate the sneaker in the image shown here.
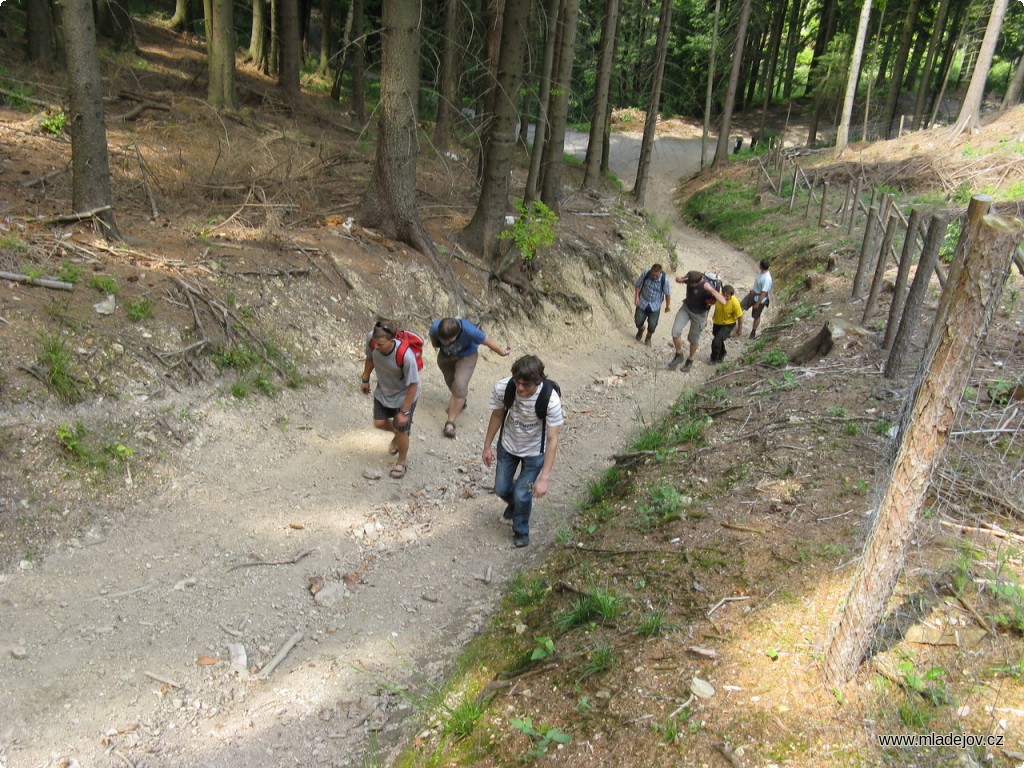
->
[668,353,684,370]
[749,330,756,340]
[513,535,530,548]
[682,359,693,371]
[502,504,513,521]
[644,333,653,346]
[635,328,644,341]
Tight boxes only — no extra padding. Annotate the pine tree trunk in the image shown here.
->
[432,0,460,149]
[910,0,950,129]
[60,0,120,240]
[701,0,721,170]
[524,0,559,201]
[359,0,436,258]
[880,0,920,138]
[781,0,804,99]
[208,0,237,108]
[713,0,752,166]
[329,0,353,100]
[835,0,873,156]
[633,0,671,205]
[805,0,837,145]
[581,0,618,190]
[169,0,195,31]
[999,56,1024,112]
[460,0,529,263]
[538,0,580,213]
[350,0,365,123]
[278,0,302,94]
[27,0,57,68]
[316,0,332,75]
[249,0,269,71]
[951,0,1008,138]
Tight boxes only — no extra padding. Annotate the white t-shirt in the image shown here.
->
[753,271,773,303]
[489,376,565,457]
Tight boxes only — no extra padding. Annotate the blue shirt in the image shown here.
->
[635,270,671,311]
[429,319,488,357]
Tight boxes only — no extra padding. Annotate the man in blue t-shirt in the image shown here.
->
[429,317,511,439]
[633,263,671,346]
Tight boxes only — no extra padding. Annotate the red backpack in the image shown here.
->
[393,330,425,372]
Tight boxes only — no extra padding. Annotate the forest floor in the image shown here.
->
[1,18,1023,768]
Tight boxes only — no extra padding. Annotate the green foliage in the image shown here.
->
[554,586,622,632]
[828,406,847,418]
[896,660,950,706]
[89,274,119,294]
[496,200,558,262]
[57,422,89,461]
[57,261,82,284]
[126,297,154,321]
[508,574,547,606]
[637,609,666,637]
[761,349,788,368]
[37,333,82,403]
[874,420,892,437]
[843,421,859,437]
[531,636,555,661]
[989,579,1024,634]
[630,425,669,452]
[441,698,485,739]
[211,345,260,371]
[585,466,623,506]
[0,73,34,110]
[21,264,45,282]
[0,235,28,252]
[576,639,615,683]
[939,219,961,263]
[509,717,571,761]
[57,422,131,472]
[635,483,684,529]
[39,112,67,135]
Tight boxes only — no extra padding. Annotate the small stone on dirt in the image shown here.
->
[363,468,382,480]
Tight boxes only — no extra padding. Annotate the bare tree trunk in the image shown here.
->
[350,0,365,123]
[316,0,332,75]
[538,0,581,214]
[950,0,1008,139]
[713,0,752,166]
[805,0,837,145]
[910,0,950,129]
[999,55,1024,113]
[835,0,872,156]
[278,0,302,94]
[27,0,57,68]
[633,0,671,205]
[60,0,120,240]
[208,0,237,108]
[581,0,619,191]
[824,208,1023,685]
[879,0,920,137]
[701,0,722,170]
[781,0,804,99]
[524,0,560,201]
[432,0,461,149]
[168,0,196,31]
[329,0,353,99]
[460,0,529,263]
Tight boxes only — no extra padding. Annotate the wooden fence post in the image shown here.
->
[824,214,1024,685]
[862,212,900,324]
[853,205,880,299]
[847,178,862,235]
[818,181,830,227]
[883,214,947,378]
[789,166,800,211]
[883,207,922,350]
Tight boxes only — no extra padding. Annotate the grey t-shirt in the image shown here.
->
[366,335,420,408]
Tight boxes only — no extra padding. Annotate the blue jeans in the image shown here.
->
[494,443,545,537]
[634,305,661,334]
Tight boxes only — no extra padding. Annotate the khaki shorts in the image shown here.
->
[436,351,478,398]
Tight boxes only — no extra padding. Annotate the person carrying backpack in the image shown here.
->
[633,263,671,345]
[482,355,564,548]
[429,317,511,439]
[360,319,420,479]
[669,270,727,372]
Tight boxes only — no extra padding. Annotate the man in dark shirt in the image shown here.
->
[668,270,726,372]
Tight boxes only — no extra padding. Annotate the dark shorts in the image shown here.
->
[741,292,770,319]
[373,397,417,433]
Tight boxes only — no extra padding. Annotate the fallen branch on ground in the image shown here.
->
[256,631,303,680]
[0,270,74,291]
[228,548,314,571]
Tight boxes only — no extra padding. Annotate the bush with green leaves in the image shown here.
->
[509,716,571,761]
[40,112,67,135]
[497,199,558,264]
[37,333,82,403]
[89,274,119,295]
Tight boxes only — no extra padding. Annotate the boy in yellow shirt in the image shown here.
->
[710,285,743,363]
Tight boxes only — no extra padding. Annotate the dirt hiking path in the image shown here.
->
[0,137,759,768]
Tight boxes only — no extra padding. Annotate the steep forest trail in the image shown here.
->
[0,131,758,768]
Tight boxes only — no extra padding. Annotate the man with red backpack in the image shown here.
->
[482,355,564,548]
[360,319,422,479]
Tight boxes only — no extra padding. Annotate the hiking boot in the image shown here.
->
[668,353,684,370]
[749,330,757,340]
[513,534,530,548]
[644,332,653,346]
[502,504,514,521]
[635,328,644,341]
[682,359,693,371]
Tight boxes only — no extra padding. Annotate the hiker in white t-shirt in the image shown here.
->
[741,259,773,340]
[482,355,564,549]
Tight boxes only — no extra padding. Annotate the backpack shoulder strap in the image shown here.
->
[503,378,516,410]
[535,380,552,420]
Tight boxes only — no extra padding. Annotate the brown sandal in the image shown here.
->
[389,463,407,479]
[443,421,457,438]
